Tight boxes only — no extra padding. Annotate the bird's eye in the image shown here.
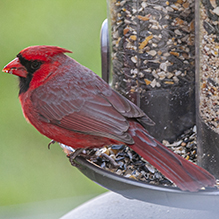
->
[31,61,40,70]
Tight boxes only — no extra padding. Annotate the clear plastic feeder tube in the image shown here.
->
[196,0,219,177]
[107,0,196,142]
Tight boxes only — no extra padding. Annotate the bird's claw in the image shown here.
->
[48,140,56,149]
[67,148,84,167]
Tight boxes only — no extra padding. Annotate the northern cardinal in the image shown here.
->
[2,45,216,192]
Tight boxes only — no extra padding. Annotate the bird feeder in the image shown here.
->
[99,0,219,209]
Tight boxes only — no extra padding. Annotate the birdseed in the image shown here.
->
[108,0,195,97]
[199,0,219,134]
[107,0,196,142]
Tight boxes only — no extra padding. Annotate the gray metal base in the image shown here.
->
[60,191,217,219]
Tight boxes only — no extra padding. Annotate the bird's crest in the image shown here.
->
[19,45,72,62]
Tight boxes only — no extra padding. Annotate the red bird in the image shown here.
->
[2,45,216,192]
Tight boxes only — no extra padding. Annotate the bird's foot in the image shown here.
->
[100,153,120,167]
[67,148,84,167]
[48,140,56,149]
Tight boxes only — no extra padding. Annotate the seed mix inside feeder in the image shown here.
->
[196,0,219,177]
[108,0,196,142]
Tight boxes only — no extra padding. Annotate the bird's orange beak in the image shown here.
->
[2,57,28,78]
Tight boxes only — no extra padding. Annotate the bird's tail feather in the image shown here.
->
[128,121,216,192]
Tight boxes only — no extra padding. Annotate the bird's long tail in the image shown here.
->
[128,121,216,192]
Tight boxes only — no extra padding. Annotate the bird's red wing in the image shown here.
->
[30,72,136,144]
